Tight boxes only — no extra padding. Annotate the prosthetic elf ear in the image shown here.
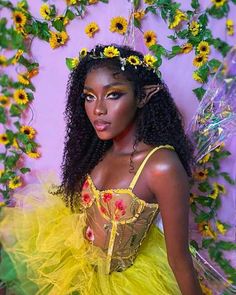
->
[137,84,163,108]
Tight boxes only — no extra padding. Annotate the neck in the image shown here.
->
[111,121,137,155]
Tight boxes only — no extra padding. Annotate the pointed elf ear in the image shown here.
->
[137,84,163,108]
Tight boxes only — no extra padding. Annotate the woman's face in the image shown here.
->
[83,67,138,141]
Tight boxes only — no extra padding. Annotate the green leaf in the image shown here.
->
[9,104,22,117]
[20,167,31,174]
[145,6,157,15]
[134,0,140,9]
[0,153,6,160]
[191,0,200,9]
[202,238,214,248]
[134,18,141,28]
[198,181,212,192]
[195,196,214,207]
[0,107,6,124]
[198,13,208,27]
[220,172,235,185]
[5,155,20,169]
[192,87,206,101]
[208,58,222,70]
[65,9,75,20]
[52,19,65,32]
[216,241,236,251]
[195,211,213,222]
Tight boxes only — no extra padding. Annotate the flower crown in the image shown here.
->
[78,45,159,74]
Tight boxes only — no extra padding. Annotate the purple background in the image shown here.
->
[1,0,236,269]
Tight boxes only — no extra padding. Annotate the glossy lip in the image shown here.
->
[93,119,111,132]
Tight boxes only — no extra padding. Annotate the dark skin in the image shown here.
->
[84,67,203,295]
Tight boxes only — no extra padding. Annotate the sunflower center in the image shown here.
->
[201,46,207,51]
[57,36,62,43]
[3,136,7,141]
[1,99,7,105]
[116,23,123,30]
[197,56,203,62]
[146,36,152,43]
[89,28,94,32]
[16,16,22,23]
[19,94,24,100]
[199,172,205,176]
[24,130,30,135]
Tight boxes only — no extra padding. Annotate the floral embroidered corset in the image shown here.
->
[80,145,175,274]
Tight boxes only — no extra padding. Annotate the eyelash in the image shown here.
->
[83,92,124,102]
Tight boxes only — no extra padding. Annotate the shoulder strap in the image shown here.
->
[128,144,175,190]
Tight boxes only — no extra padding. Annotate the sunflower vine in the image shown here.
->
[0,0,235,291]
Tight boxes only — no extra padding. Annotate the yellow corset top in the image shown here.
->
[79,145,175,273]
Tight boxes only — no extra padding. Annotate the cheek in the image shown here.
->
[84,103,93,121]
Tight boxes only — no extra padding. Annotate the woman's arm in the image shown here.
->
[147,149,203,295]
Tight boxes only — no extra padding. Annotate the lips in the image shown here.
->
[93,119,111,131]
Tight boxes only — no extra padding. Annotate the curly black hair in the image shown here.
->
[54,44,195,211]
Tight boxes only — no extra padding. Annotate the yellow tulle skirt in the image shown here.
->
[0,171,181,295]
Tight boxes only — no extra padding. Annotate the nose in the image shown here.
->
[94,99,107,116]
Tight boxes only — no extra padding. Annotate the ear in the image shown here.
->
[137,84,163,108]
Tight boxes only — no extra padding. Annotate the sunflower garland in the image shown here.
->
[110,16,128,35]
[211,0,227,8]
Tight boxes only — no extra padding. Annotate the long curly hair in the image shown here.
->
[53,44,195,211]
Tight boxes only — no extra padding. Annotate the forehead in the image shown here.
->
[84,66,132,88]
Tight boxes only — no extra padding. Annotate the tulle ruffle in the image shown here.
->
[0,172,181,295]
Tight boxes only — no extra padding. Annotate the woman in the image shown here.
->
[0,44,203,294]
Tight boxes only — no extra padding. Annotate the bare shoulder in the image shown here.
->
[145,147,189,199]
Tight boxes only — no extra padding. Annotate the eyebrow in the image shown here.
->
[84,82,127,91]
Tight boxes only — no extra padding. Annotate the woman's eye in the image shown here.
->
[107,92,123,100]
[83,93,95,102]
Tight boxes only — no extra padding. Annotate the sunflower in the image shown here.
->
[181,43,193,54]
[12,10,27,28]
[103,46,120,58]
[216,221,227,235]
[133,10,145,21]
[0,134,9,145]
[214,142,225,152]
[197,41,210,56]
[208,183,219,199]
[200,283,213,295]
[27,68,39,79]
[88,0,98,4]
[20,125,36,139]
[189,192,197,204]
[12,138,19,149]
[85,22,99,38]
[9,176,22,189]
[198,153,211,164]
[0,169,4,178]
[12,49,24,65]
[193,53,208,67]
[18,73,30,85]
[71,57,79,68]
[144,0,155,4]
[80,48,88,58]
[49,31,69,49]
[169,9,187,29]
[193,168,208,181]
[211,0,227,7]
[65,0,77,5]
[226,19,234,36]
[110,16,128,35]
[144,54,157,67]
[13,89,29,105]
[0,95,10,107]
[127,55,141,66]
[144,30,157,48]
[0,55,7,66]
[26,151,41,158]
[198,221,217,239]
[192,72,203,83]
[189,21,200,36]
[215,182,226,194]
[55,15,70,26]
[40,4,51,20]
